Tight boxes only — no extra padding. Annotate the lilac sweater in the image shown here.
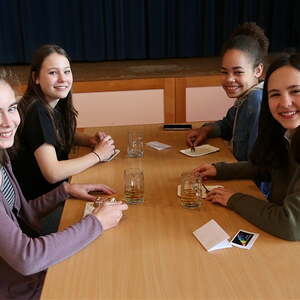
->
[0,152,103,299]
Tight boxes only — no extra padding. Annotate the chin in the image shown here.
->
[225,92,238,98]
[0,142,14,149]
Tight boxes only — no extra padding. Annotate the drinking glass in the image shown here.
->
[124,168,144,204]
[180,172,202,208]
[127,131,144,158]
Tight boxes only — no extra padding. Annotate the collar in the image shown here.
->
[284,130,295,144]
[233,81,264,108]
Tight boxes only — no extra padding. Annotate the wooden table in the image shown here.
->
[41,124,300,300]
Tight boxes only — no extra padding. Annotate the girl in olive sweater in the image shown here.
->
[194,53,300,241]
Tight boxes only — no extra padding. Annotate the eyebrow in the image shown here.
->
[221,66,244,70]
[0,101,18,112]
[268,85,300,93]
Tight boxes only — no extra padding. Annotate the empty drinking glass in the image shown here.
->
[127,131,144,158]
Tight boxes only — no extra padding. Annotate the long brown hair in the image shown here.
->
[250,53,300,168]
[18,44,77,151]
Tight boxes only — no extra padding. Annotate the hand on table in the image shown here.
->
[193,163,217,180]
[89,131,108,146]
[186,127,210,147]
[205,187,234,207]
[93,201,128,230]
[93,135,115,161]
[63,182,115,202]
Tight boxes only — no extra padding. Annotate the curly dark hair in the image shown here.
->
[250,53,300,168]
[222,22,269,68]
[18,44,77,152]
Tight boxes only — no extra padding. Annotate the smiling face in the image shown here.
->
[35,53,73,105]
[0,82,20,149]
[221,49,263,98]
[268,65,300,130]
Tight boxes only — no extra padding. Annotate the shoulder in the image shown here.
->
[247,82,264,101]
[26,100,49,115]
[23,100,52,125]
[242,86,264,112]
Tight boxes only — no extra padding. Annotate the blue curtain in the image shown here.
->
[0,0,299,64]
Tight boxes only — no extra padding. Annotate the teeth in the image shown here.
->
[0,132,12,137]
[280,112,296,116]
[226,87,239,91]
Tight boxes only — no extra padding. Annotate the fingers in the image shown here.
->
[96,131,107,140]
[193,164,215,178]
[94,201,128,230]
[186,130,198,146]
[102,135,114,144]
[193,135,204,146]
[186,136,194,147]
[193,166,206,176]
[104,202,128,211]
[92,184,115,195]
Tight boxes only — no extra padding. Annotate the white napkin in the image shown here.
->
[146,141,171,150]
[180,144,219,157]
[193,219,232,252]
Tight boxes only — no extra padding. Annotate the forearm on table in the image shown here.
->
[228,193,300,241]
[214,161,259,180]
[0,214,102,276]
[37,152,100,184]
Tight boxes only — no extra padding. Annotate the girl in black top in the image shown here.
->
[12,45,116,200]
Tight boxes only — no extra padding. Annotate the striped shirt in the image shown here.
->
[1,167,15,210]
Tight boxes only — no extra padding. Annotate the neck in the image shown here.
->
[49,99,60,108]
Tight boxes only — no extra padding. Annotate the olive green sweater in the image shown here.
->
[215,150,300,240]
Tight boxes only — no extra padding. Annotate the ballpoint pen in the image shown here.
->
[202,183,209,193]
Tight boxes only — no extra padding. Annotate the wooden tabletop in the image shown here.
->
[41,124,300,300]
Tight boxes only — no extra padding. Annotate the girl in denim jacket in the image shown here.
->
[187,22,269,162]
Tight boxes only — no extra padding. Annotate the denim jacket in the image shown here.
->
[206,82,263,161]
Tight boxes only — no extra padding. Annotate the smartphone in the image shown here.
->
[163,124,192,131]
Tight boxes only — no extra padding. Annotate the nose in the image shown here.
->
[279,93,293,108]
[57,71,66,82]
[0,112,12,128]
[225,73,235,83]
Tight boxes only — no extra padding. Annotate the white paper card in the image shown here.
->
[193,219,232,252]
[230,230,259,250]
[102,149,120,162]
[180,144,219,157]
[177,184,223,198]
[146,141,171,150]
[83,202,95,217]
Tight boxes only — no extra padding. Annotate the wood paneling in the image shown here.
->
[18,75,221,124]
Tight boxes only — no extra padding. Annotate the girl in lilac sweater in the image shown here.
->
[0,70,128,299]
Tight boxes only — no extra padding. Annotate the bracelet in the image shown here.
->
[92,151,101,162]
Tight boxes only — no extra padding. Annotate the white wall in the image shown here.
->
[186,86,232,122]
[73,89,164,128]
[73,86,232,127]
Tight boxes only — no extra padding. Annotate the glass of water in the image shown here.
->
[127,131,144,158]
